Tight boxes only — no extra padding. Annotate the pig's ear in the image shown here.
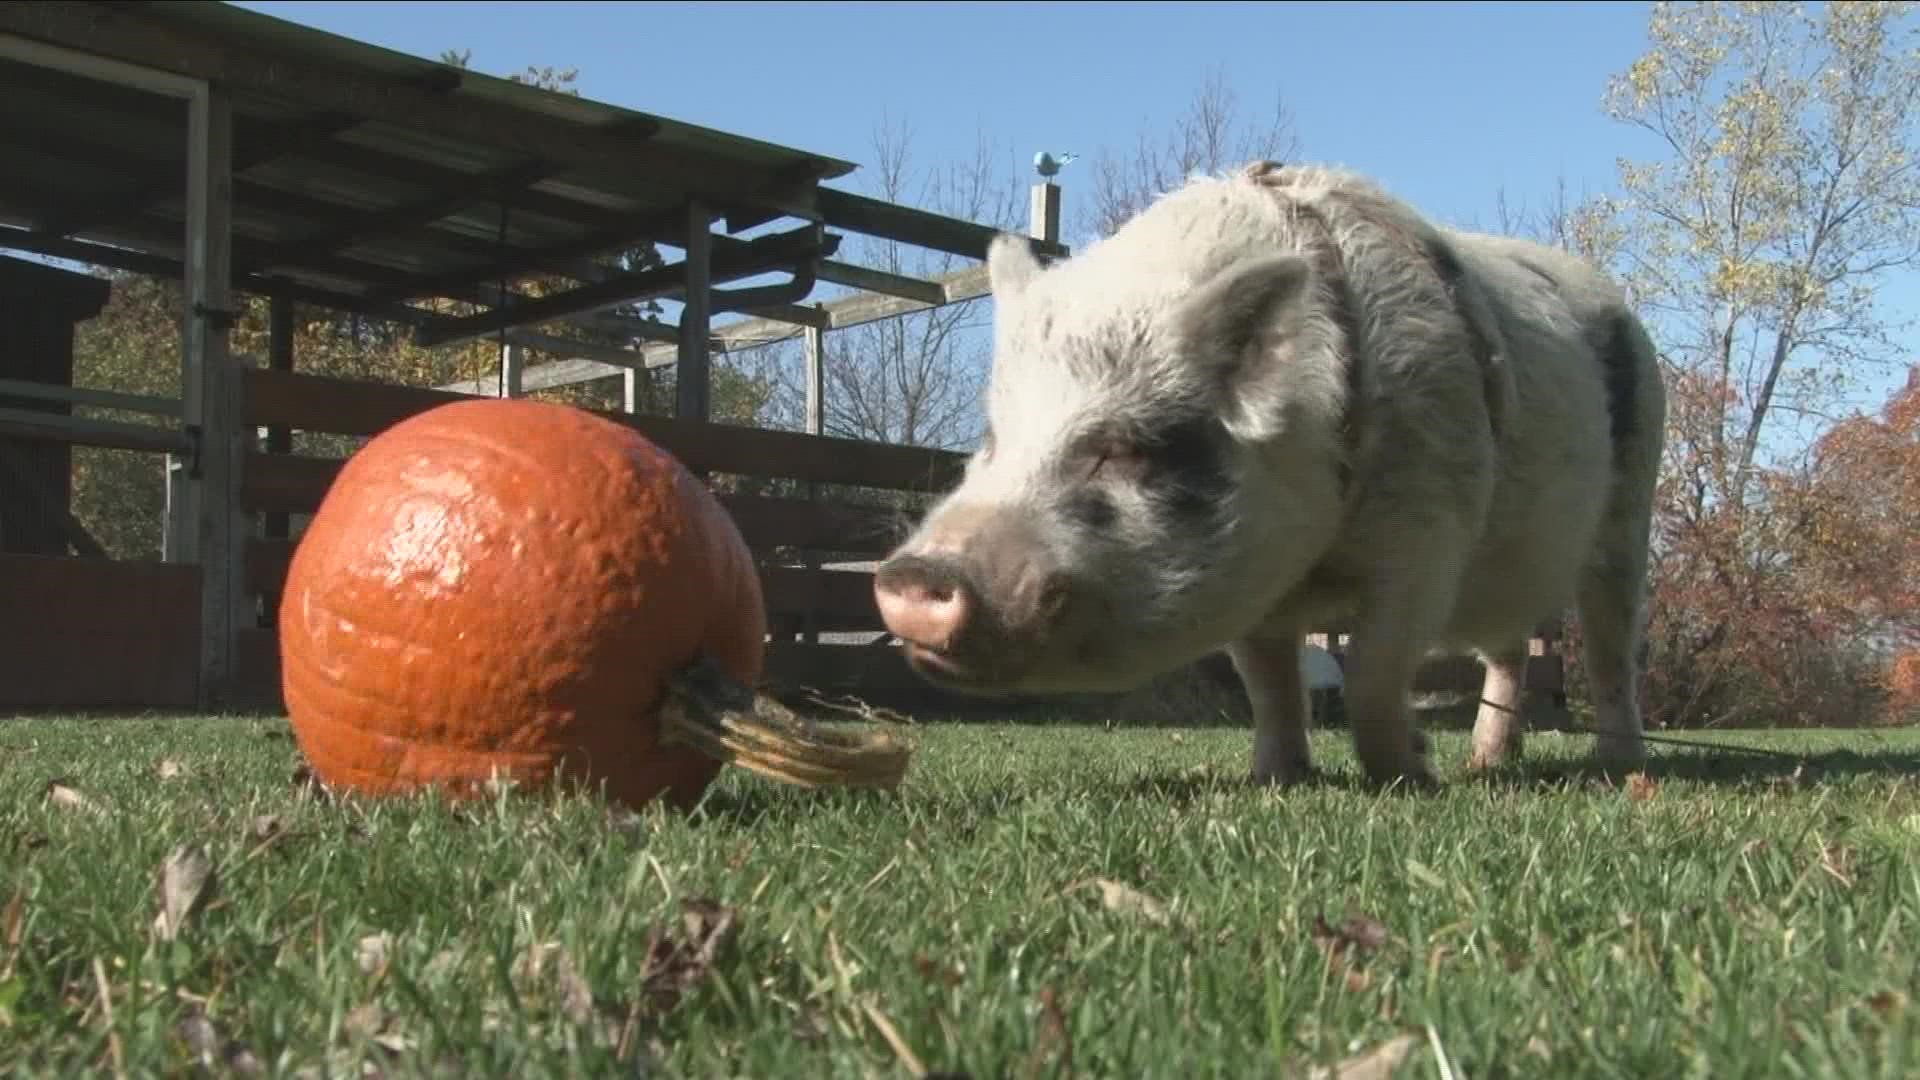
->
[986,233,1044,298]
[1174,253,1314,365]
[1174,253,1317,438]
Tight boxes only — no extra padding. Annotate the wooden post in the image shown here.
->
[182,84,246,711]
[675,201,714,424]
[260,295,294,629]
[1029,181,1062,246]
[803,316,826,438]
[621,368,641,414]
[800,311,827,645]
[263,295,294,542]
[499,340,524,398]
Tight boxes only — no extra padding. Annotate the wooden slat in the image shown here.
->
[0,554,200,708]
[246,540,886,632]
[239,456,909,556]
[761,565,880,625]
[239,368,967,492]
[0,404,190,455]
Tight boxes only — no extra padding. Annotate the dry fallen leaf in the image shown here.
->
[1313,913,1389,957]
[357,933,393,976]
[1307,1033,1420,1080]
[343,1002,386,1039]
[555,946,598,1026]
[44,780,104,815]
[636,898,739,1016]
[1625,773,1658,801]
[1020,986,1073,1079]
[157,759,187,781]
[1867,989,1908,1018]
[152,846,217,942]
[1067,878,1171,927]
[912,951,966,988]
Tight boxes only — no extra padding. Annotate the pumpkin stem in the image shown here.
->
[659,652,913,789]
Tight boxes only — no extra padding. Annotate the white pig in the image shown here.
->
[873,161,1666,790]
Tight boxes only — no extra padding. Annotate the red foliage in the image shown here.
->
[1626,363,1920,728]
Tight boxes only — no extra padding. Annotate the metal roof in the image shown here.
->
[0,2,1035,337]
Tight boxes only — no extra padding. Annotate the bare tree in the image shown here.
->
[740,116,1024,451]
[1082,66,1301,241]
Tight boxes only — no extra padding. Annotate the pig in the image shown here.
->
[872,160,1666,790]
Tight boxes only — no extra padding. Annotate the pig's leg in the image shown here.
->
[1576,556,1649,774]
[1227,633,1316,786]
[1341,570,1458,791]
[1467,645,1528,771]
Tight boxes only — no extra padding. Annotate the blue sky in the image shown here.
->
[233,0,1915,421]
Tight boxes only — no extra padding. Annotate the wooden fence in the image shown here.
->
[227,366,968,709]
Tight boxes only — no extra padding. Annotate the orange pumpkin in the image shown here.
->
[278,398,767,811]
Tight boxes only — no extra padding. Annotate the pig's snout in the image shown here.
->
[872,555,976,655]
[873,516,1070,687]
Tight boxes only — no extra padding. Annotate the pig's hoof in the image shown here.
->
[1591,731,1647,775]
[1467,732,1524,772]
[1251,761,1320,788]
[1360,757,1441,794]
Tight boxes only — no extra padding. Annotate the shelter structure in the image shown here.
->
[0,0,1071,711]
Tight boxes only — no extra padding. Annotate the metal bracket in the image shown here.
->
[192,302,241,331]
[183,423,204,477]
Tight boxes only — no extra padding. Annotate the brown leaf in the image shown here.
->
[635,898,738,1016]
[1307,1033,1421,1080]
[152,846,216,942]
[1867,989,1907,1018]
[157,759,187,781]
[1020,986,1072,1079]
[1625,773,1658,801]
[1312,913,1390,957]
[44,779,104,815]
[1067,878,1171,926]
[912,951,965,988]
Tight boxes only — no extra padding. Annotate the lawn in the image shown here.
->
[4,714,1919,1078]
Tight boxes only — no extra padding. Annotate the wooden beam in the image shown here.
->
[358,205,689,306]
[32,107,373,240]
[236,368,967,491]
[502,263,993,392]
[814,259,945,305]
[0,377,182,418]
[0,226,439,324]
[676,202,714,423]
[0,2,825,222]
[816,187,1068,262]
[413,223,837,349]
[0,405,191,455]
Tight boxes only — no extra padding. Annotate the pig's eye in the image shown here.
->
[1086,436,1147,482]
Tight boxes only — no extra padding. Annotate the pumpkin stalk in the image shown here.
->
[659,652,913,790]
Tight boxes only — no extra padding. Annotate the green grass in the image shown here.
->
[4,715,1919,1078]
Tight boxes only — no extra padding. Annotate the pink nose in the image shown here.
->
[873,556,975,655]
